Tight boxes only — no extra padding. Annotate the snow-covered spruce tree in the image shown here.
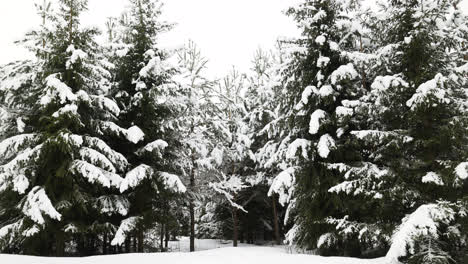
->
[0,0,135,256]
[353,1,468,263]
[109,0,186,252]
[266,0,385,256]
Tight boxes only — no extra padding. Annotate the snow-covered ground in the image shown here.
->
[0,245,384,264]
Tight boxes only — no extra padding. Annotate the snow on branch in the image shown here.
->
[350,130,413,143]
[0,134,38,161]
[286,139,311,160]
[140,139,168,155]
[455,162,468,184]
[328,162,388,198]
[120,164,153,192]
[52,104,78,118]
[210,175,248,213]
[371,75,408,92]
[92,95,120,116]
[309,109,327,135]
[406,74,450,109]
[99,122,145,144]
[84,136,128,172]
[70,160,122,188]
[79,147,116,173]
[40,74,77,106]
[126,126,145,144]
[0,144,43,194]
[386,203,456,263]
[111,217,141,246]
[268,167,296,206]
[20,186,62,225]
[65,45,88,69]
[330,63,358,85]
[317,134,336,158]
[421,171,444,186]
[0,219,24,244]
[159,171,187,193]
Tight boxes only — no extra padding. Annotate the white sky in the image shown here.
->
[0,0,467,77]
[0,0,299,78]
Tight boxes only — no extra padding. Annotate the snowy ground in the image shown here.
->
[0,245,384,264]
[166,237,234,252]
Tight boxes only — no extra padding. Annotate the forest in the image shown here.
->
[0,0,467,264]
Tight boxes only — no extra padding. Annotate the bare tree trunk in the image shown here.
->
[125,236,130,253]
[272,195,281,245]
[165,227,169,249]
[137,229,144,253]
[189,155,196,252]
[103,232,108,255]
[132,234,137,253]
[160,224,164,252]
[56,230,65,257]
[232,208,238,247]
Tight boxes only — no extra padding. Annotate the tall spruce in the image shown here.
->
[267,0,381,256]
[350,1,468,263]
[109,0,186,252]
[0,0,134,256]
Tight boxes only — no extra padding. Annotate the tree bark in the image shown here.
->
[189,155,196,252]
[103,232,108,255]
[137,229,144,253]
[160,224,164,252]
[165,227,169,249]
[272,195,281,245]
[232,208,238,247]
[125,236,130,253]
[56,230,65,257]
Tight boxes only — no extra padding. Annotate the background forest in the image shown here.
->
[0,1,467,264]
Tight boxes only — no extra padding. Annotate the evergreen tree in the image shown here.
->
[267,0,377,256]
[172,40,218,251]
[0,0,133,256]
[109,0,186,252]
[352,1,468,262]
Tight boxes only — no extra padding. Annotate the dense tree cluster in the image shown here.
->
[0,0,467,263]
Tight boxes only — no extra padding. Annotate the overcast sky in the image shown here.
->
[0,0,467,77]
[0,0,298,77]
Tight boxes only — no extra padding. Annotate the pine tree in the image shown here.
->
[0,0,135,256]
[173,40,217,251]
[109,0,186,252]
[266,0,378,256]
[208,69,256,247]
[330,0,468,262]
[243,47,287,245]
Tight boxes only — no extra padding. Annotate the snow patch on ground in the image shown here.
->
[0,245,384,264]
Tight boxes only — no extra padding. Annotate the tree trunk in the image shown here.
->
[165,227,169,249]
[56,230,65,257]
[125,236,130,253]
[160,224,164,252]
[189,155,196,252]
[272,195,281,245]
[132,234,137,253]
[103,232,108,255]
[137,229,144,253]
[232,208,238,247]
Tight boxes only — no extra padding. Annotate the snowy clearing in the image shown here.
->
[0,246,384,264]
